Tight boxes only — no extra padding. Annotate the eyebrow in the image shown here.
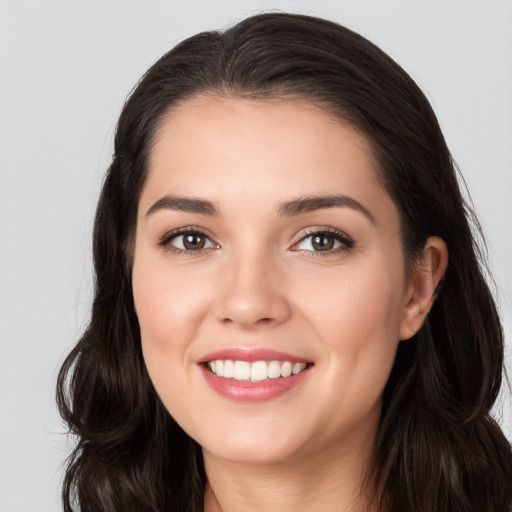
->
[146,195,220,217]
[145,193,375,223]
[277,195,376,223]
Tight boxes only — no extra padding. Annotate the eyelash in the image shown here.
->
[292,227,355,258]
[158,227,217,255]
[157,226,355,257]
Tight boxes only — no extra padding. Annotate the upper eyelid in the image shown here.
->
[293,226,353,243]
[159,226,216,244]
[290,227,355,253]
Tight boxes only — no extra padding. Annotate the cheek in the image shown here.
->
[300,259,405,402]
[133,256,211,347]
[132,258,200,413]
[131,252,221,415]
[302,257,404,342]
[132,265,172,352]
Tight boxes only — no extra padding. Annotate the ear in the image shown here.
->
[399,236,448,340]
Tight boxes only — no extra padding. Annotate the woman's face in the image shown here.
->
[132,96,417,465]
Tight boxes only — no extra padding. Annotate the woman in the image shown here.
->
[56,12,512,512]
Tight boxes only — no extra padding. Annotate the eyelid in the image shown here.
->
[290,226,355,255]
[158,226,219,254]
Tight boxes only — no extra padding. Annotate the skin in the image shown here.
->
[132,96,448,512]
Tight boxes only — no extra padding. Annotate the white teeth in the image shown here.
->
[251,361,268,382]
[223,360,234,378]
[293,362,306,375]
[281,361,292,377]
[268,360,282,379]
[234,361,251,380]
[206,359,309,381]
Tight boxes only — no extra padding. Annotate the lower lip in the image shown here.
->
[200,365,311,402]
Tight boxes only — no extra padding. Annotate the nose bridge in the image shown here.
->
[216,241,290,327]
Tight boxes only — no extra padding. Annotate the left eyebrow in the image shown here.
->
[277,195,376,224]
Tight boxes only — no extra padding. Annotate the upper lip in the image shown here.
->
[197,347,311,364]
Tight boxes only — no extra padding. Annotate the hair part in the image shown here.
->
[57,12,512,512]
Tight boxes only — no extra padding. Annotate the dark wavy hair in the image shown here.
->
[57,12,512,512]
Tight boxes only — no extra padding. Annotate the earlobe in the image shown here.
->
[399,236,448,340]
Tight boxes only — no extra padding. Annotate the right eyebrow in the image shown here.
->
[145,195,220,217]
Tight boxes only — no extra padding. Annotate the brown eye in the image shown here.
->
[311,234,335,251]
[294,229,354,254]
[162,230,216,252]
[183,233,206,250]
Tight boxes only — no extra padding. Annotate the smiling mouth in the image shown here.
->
[205,360,310,382]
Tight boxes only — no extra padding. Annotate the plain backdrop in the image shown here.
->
[0,1,511,510]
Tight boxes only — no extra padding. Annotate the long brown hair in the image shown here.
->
[57,12,512,511]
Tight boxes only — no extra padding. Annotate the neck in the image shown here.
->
[202,434,378,512]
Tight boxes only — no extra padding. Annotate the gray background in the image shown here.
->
[0,1,511,510]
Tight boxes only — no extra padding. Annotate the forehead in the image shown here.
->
[141,95,395,223]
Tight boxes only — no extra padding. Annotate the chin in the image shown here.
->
[198,424,306,466]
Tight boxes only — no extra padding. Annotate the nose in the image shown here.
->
[214,254,292,329]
